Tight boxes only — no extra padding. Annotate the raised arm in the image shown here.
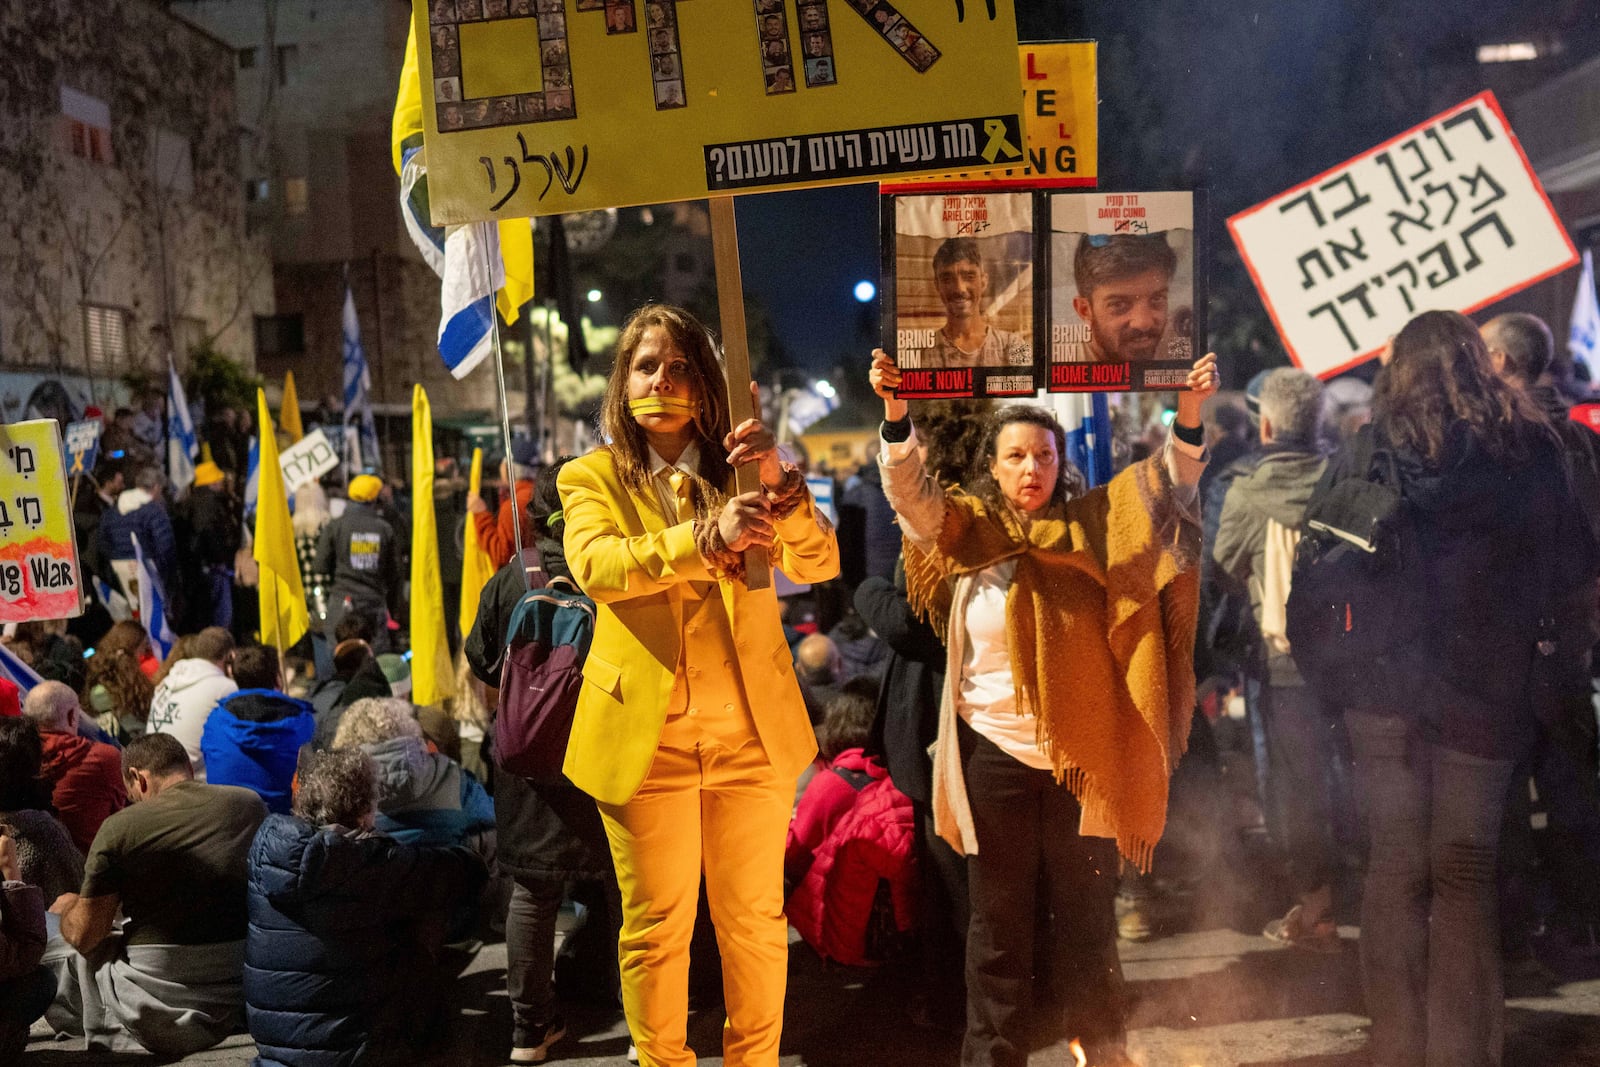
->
[869,349,947,545]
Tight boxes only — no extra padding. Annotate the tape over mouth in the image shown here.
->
[629,396,698,417]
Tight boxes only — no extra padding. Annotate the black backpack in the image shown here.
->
[1285,431,1424,710]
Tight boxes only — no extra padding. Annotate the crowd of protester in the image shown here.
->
[0,302,1597,1067]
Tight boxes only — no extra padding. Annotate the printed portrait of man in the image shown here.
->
[805,56,834,85]
[653,52,681,78]
[804,33,828,58]
[761,14,785,39]
[763,39,787,64]
[434,77,461,102]
[430,0,458,25]
[439,102,466,130]
[545,62,571,87]
[765,67,794,92]
[650,28,675,52]
[543,40,569,65]
[654,80,686,108]
[1070,233,1177,362]
[798,4,826,31]
[606,4,634,32]
[431,27,460,74]
[483,0,509,17]
[912,237,1030,369]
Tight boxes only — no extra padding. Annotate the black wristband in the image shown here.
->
[1173,421,1204,447]
[881,416,913,444]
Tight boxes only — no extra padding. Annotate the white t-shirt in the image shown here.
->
[957,561,1052,770]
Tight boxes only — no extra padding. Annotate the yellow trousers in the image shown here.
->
[598,722,793,1067]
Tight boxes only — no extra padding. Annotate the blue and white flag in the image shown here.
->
[0,640,43,697]
[437,221,504,380]
[1570,248,1600,383]
[341,285,382,471]
[243,435,260,519]
[400,144,446,277]
[166,359,198,492]
[129,532,175,659]
[1056,392,1114,488]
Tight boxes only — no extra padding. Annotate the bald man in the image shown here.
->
[22,682,125,853]
[795,634,843,726]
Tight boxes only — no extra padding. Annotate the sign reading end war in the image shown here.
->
[415,0,1025,223]
[1229,91,1578,379]
[0,421,82,622]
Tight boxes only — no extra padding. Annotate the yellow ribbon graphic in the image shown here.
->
[981,118,1021,164]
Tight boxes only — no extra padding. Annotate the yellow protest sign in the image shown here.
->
[414,0,1026,223]
[0,420,82,621]
[883,40,1097,190]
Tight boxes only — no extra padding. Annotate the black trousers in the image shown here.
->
[958,720,1126,1067]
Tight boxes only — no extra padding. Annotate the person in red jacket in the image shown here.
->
[466,436,538,570]
[21,681,126,853]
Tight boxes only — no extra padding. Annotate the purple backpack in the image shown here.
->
[495,575,595,782]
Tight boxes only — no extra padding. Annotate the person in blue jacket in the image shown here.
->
[200,646,314,815]
[245,747,487,1067]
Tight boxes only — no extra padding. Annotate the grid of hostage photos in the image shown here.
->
[642,0,687,109]
[844,0,940,72]
[755,0,835,92]
[429,0,575,130]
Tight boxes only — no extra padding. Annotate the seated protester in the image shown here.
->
[795,633,844,726]
[314,652,393,751]
[331,698,494,852]
[82,621,156,742]
[55,734,267,1056]
[147,627,238,780]
[310,638,374,720]
[0,718,84,907]
[0,827,55,1062]
[245,749,488,1067]
[785,690,917,967]
[200,646,316,814]
[22,682,126,855]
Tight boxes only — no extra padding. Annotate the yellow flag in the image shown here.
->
[410,384,454,705]
[393,22,530,328]
[253,389,308,653]
[458,448,495,639]
[280,371,304,443]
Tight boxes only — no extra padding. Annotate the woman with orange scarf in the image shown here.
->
[870,348,1217,1067]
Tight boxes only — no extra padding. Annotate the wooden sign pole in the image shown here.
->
[708,195,771,591]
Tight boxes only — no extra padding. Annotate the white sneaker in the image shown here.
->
[627,1043,639,1063]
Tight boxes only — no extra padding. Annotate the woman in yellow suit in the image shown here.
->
[558,304,840,1067]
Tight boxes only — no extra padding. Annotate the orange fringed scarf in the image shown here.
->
[904,455,1201,870]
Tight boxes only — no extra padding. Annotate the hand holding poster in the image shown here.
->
[0,420,82,622]
[1228,92,1578,379]
[1048,190,1199,392]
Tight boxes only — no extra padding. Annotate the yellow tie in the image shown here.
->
[667,469,693,523]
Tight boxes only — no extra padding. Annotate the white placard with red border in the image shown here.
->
[1228,92,1577,379]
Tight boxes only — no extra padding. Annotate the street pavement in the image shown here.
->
[27,921,1600,1066]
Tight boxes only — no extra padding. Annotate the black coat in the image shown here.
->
[854,572,946,806]
[244,813,486,1067]
[1318,423,1595,758]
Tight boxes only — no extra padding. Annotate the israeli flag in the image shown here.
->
[0,640,43,697]
[341,285,382,471]
[1056,392,1114,488]
[399,144,446,276]
[243,435,259,521]
[438,220,504,380]
[130,532,175,659]
[166,360,198,492]
[1570,249,1600,383]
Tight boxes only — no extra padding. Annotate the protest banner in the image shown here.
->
[64,420,100,476]
[1228,91,1578,379]
[1047,190,1199,392]
[412,0,1025,223]
[881,41,1097,191]
[883,190,1037,399]
[278,428,341,493]
[0,420,82,622]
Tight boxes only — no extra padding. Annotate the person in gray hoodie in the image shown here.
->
[148,628,239,781]
[1213,367,1340,952]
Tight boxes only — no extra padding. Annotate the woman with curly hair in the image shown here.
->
[84,622,156,742]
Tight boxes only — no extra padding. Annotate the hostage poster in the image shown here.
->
[1047,190,1199,392]
[883,191,1038,399]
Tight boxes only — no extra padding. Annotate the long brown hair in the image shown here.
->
[85,621,154,726]
[599,304,733,517]
[1373,310,1555,466]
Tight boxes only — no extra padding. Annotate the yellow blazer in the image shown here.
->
[557,449,840,805]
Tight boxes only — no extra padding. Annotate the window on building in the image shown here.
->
[284,177,309,217]
[245,178,270,202]
[84,305,129,375]
[150,128,194,195]
[254,314,306,358]
[276,44,298,87]
[60,86,113,166]
[238,47,257,69]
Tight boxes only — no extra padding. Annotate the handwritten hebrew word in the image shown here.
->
[7,447,34,477]
[16,496,42,528]
[481,138,589,209]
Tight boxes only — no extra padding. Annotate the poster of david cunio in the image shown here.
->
[1047,190,1199,392]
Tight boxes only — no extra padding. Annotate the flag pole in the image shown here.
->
[480,223,531,590]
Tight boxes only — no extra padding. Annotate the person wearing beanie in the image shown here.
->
[466,437,539,570]
[313,476,402,651]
